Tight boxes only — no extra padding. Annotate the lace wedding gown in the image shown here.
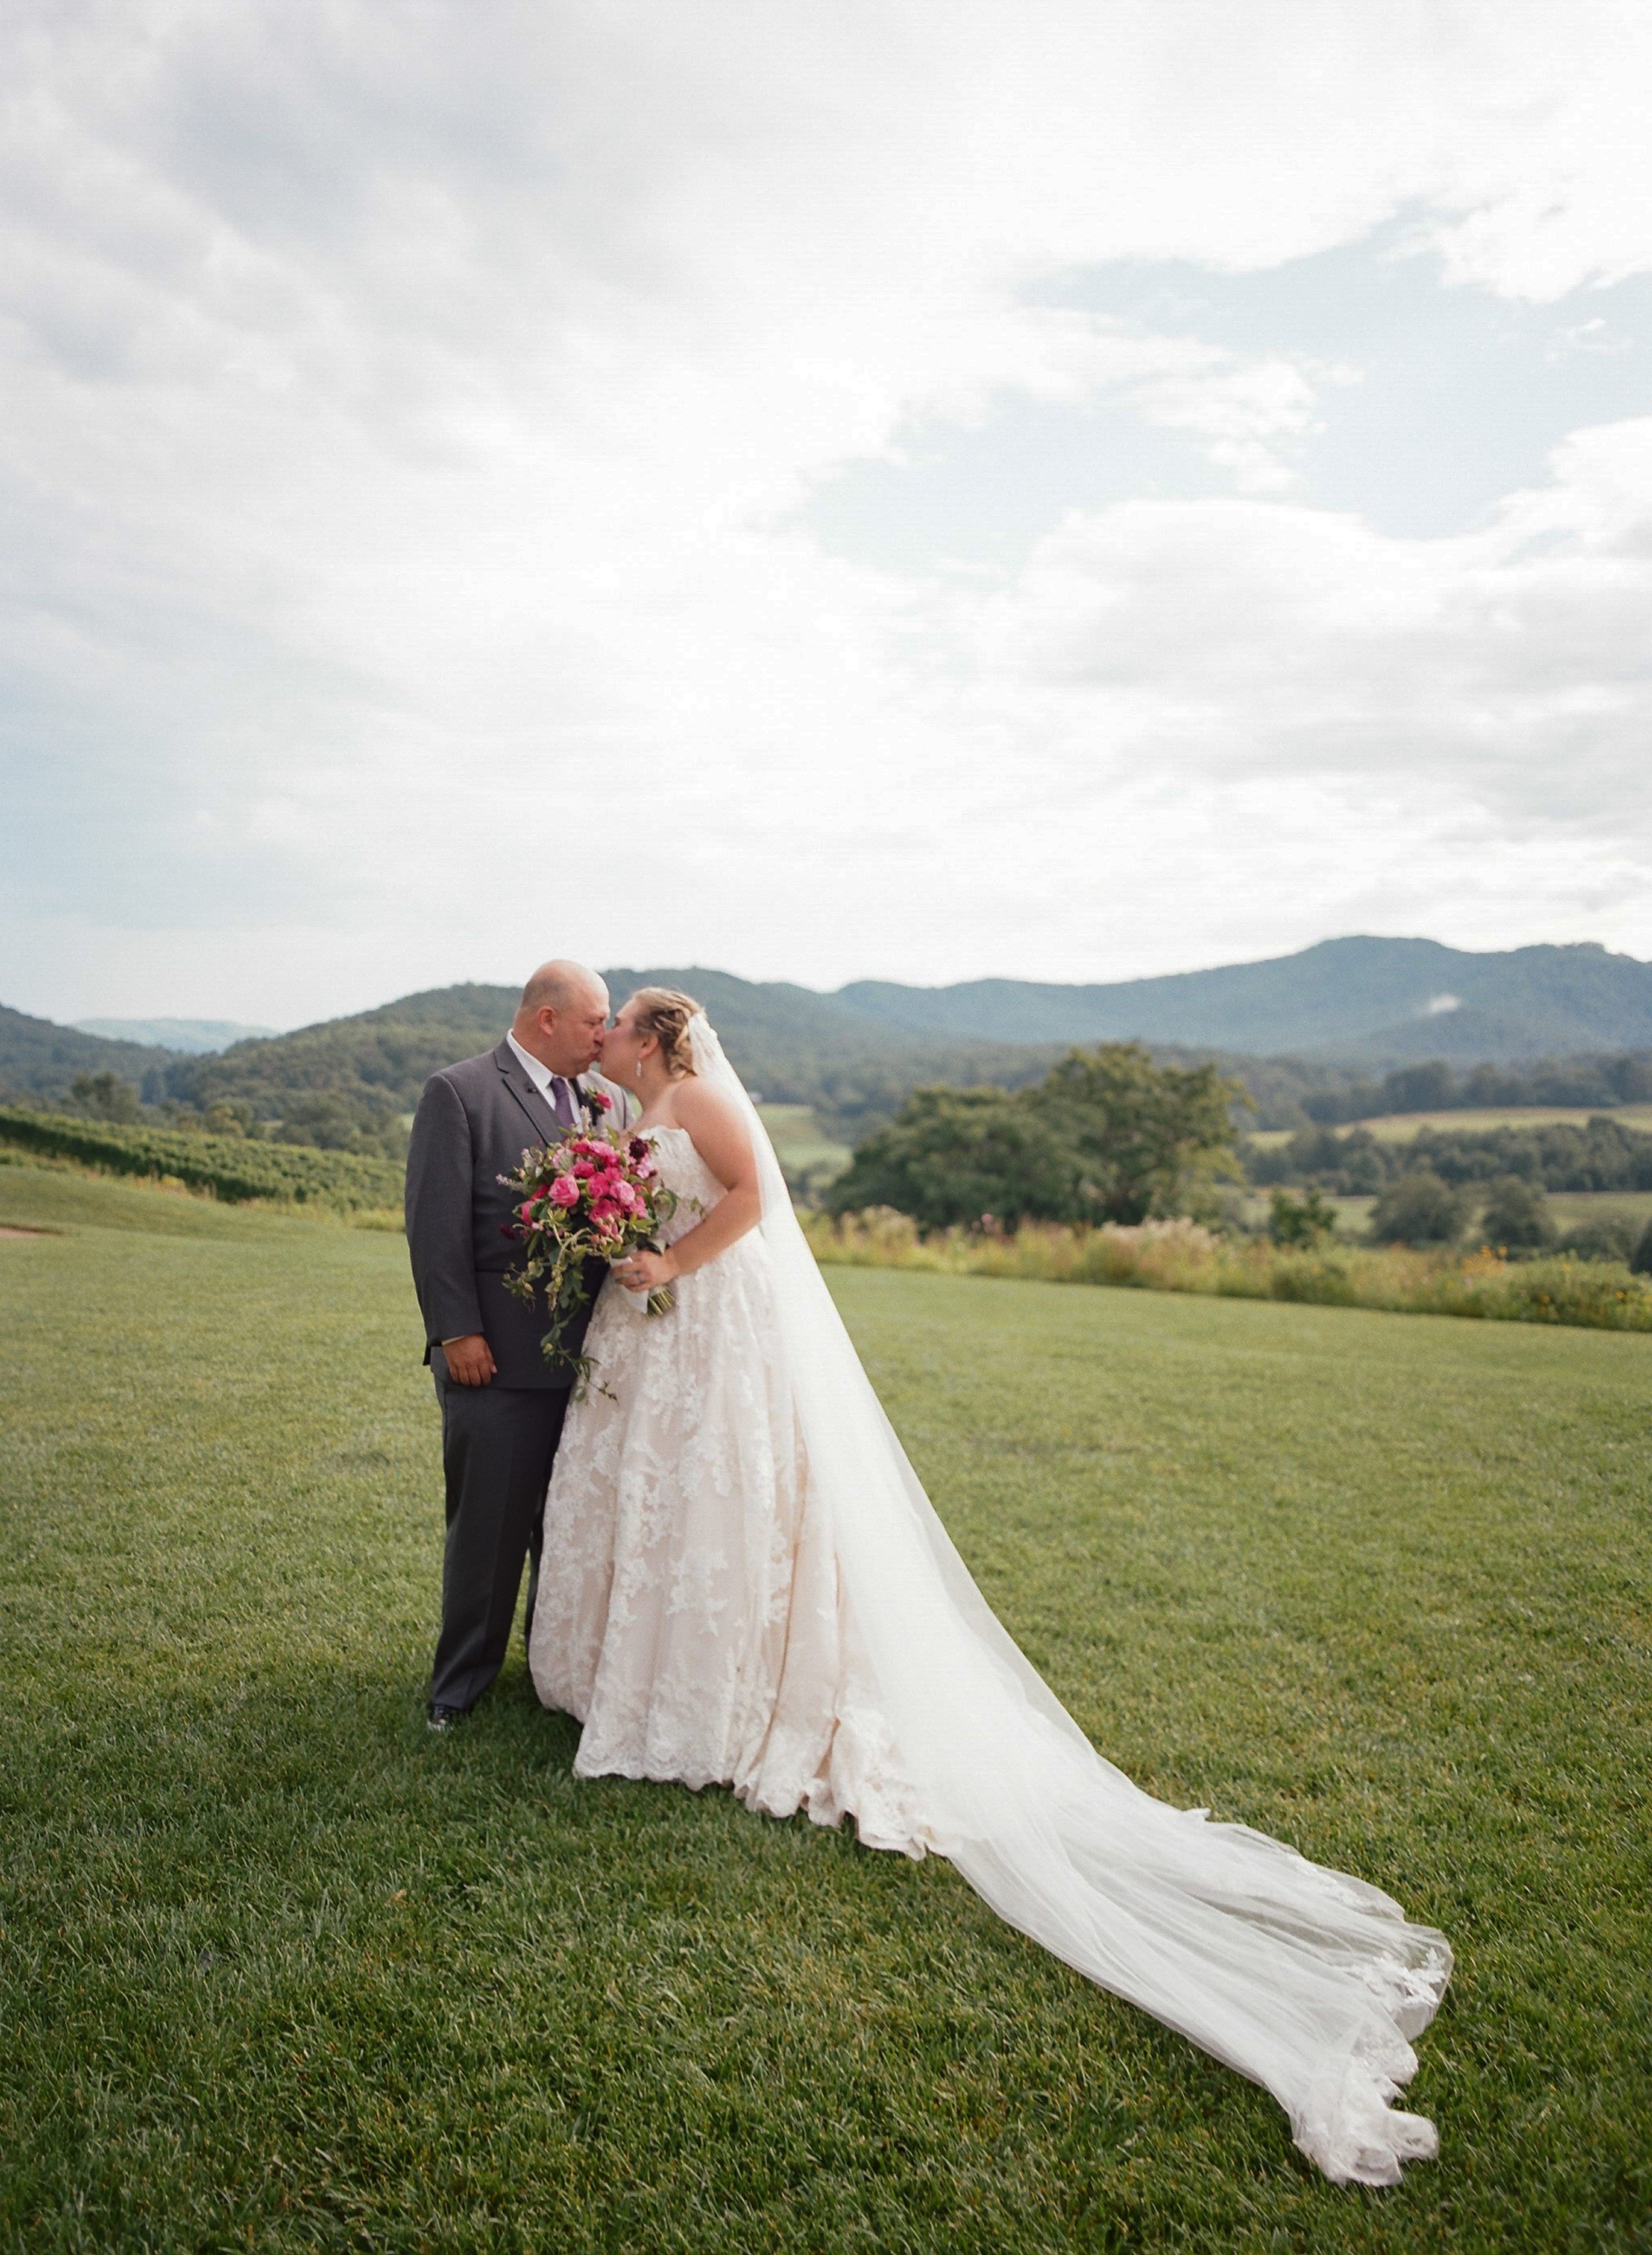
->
[529,1026,1451,2186]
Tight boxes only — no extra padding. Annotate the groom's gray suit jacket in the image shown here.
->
[405,1040,635,1390]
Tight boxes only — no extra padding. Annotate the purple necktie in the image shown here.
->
[549,1075,578,1129]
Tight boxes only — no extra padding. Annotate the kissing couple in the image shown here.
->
[403,959,1451,2186]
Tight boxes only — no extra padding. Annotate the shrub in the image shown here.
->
[1368,1170,1470,1246]
[804,1210,1652,1334]
[1556,1213,1637,1263]
[1267,1187,1340,1248]
[1632,1218,1652,1277]
[1477,1174,1556,1254]
[1486,1257,1652,1329]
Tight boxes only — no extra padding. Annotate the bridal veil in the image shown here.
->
[685,1012,1450,2186]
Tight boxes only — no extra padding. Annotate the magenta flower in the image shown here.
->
[549,1175,580,1208]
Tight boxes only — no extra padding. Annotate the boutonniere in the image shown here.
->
[579,1084,614,1120]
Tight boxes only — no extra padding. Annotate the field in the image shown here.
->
[2,1162,1649,2252]
[1250,1106,1652,1151]
[756,1103,852,1195]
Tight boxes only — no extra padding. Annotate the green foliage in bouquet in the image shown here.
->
[500,1129,681,1390]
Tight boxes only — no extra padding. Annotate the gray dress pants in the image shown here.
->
[429,1376,571,1714]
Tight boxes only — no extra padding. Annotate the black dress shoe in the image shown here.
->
[427,1704,467,1733]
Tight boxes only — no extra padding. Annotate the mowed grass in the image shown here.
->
[1,1163,1649,2254]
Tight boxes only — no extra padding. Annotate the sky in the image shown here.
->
[3,0,1651,1029]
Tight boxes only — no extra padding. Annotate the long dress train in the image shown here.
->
[529,1027,1450,2186]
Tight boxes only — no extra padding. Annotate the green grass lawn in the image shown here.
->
[2,1162,1649,2253]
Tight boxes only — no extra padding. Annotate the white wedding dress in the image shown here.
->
[529,1019,1451,2185]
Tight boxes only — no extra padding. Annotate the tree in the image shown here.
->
[1476,1174,1555,1254]
[1631,1218,1652,1277]
[1041,1042,1248,1224]
[1268,1187,1340,1248]
[68,1069,141,1124]
[823,1086,1084,1233]
[1367,1170,1470,1247]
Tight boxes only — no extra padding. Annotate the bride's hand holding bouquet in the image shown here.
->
[608,1242,678,1296]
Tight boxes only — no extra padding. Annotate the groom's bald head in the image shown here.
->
[519,958,604,1017]
[513,960,609,1075]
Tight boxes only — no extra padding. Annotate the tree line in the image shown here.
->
[823,1045,1652,1274]
[1249,1115,1652,1197]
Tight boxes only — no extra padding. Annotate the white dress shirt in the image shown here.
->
[506,1030,564,1107]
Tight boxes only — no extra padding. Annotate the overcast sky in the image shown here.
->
[5,1,1651,1028]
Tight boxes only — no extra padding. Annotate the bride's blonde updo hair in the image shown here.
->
[628,987,701,1078]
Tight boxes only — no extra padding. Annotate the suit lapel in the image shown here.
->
[493,1040,564,1148]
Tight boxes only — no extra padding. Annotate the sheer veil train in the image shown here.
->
[684,1011,1450,2187]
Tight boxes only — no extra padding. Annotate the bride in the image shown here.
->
[528,987,1451,2186]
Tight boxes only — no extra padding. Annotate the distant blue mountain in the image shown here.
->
[836,937,1652,1063]
[72,1018,279,1055]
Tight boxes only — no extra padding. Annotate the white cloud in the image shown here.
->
[2,0,1651,1020]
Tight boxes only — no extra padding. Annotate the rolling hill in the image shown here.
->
[838,936,1652,1062]
[0,1003,183,1105]
[178,971,1059,1144]
[8,937,1652,1151]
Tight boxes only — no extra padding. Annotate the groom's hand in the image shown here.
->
[442,1334,496,1386]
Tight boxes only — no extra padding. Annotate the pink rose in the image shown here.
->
[592,1090,612,1110]
[549,1175,580,1208]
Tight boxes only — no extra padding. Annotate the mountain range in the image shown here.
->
[5,938,1650,1142]
[72,1017,279,1054]
[841,937,1652,1062]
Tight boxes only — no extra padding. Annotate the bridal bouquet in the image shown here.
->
[500,1129,679,1382]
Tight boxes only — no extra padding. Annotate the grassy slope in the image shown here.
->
[1,1165,1647,2253]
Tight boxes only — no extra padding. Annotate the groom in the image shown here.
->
[404,959,632,1728]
